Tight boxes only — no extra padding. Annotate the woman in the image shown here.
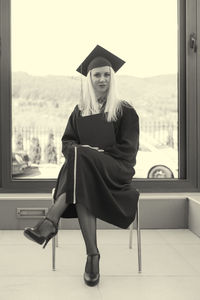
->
[24,45,140,287]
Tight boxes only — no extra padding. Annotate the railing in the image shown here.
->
[13,127,63,164]
[140,121,177,149]
[12,121,177,164]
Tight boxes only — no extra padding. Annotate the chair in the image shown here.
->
[51,188,142,273]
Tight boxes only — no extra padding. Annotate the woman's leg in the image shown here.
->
[76,203,100,280]
[76,203,99,255]
[35,193,68,236]
[47,192,68,224]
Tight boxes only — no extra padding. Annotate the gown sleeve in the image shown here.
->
[104,103,139,166]
[61,105,80,158]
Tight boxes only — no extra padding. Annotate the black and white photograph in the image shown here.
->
[0,0,200,299]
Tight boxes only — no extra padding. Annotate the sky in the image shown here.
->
[11,0,177,78]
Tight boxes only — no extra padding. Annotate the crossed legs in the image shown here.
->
[24,192,99,282]
[24,191,99,262]
[40,193,99,256]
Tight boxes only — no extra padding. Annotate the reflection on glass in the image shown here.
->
[11,0,178,179]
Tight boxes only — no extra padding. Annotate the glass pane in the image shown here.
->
[11,0,178,179]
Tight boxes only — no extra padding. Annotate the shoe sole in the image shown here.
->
[84,274,100,287]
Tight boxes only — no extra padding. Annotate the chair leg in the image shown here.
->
[129,222,133,249]
[52,235,56,271]
[52,223,59,271]
[128,203,142,273]
[51,187,56,271]
[55,233,58,247]
[136,203,142,273]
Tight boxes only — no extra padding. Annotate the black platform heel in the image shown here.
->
[24,217,58,248]
[84,253,100,287]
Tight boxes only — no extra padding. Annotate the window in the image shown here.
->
[1,0,200,192]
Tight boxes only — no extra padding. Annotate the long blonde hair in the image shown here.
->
[78,67,123,122]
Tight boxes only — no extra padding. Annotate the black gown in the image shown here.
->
[53,101,140,229]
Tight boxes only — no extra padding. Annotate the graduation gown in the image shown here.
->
[53,101,140,229]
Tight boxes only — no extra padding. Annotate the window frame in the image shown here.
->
[0,0,200,193]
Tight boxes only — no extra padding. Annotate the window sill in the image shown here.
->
[0,192,197,200]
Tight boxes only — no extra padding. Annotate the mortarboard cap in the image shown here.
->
[76,45,125,76]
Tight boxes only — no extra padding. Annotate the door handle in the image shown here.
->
[190,33,197,52]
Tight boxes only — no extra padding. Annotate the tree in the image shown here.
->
[44,132,57,164]
[30,137,41,164]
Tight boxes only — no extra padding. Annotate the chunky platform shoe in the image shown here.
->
[84,253,100,286]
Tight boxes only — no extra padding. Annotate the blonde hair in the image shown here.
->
[78,67,122,122]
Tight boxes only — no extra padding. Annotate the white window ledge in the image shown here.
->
[0,192,199,202]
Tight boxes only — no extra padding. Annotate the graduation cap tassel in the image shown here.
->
[80,64,83,103]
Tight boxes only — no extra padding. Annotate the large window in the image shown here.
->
[1,0,200,192]
[11,0,178,180]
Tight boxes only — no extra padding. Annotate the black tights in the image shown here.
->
[76,203,99,255]
[47,193,99,256]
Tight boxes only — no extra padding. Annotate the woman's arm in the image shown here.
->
[104,105,139,165]
[61,106,80,158]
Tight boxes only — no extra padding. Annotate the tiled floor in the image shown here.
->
[0,229,200,300]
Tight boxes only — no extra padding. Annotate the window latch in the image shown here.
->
[190,33,197,52]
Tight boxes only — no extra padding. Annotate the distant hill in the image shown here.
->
[12,72,177,128]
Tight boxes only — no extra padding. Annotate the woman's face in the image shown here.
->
[90,66,111,97]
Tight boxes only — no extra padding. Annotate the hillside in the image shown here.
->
[12,72,177,129]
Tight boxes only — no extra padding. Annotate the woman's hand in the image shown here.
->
[81,145,104,152]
